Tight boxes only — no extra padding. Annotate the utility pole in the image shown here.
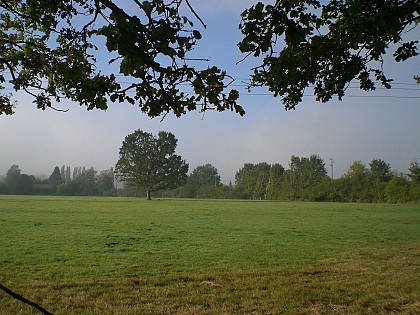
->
[330,158,335,202]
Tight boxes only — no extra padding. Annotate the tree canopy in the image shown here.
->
[0,0,418,116]
[115,129,188,199]
[5,164,21,194]
[49,166,63,186]
[235,162,271,199]
[239,0,419,109]
[0,0,242,116]
[407,161,420,183]
[181,164,221,198]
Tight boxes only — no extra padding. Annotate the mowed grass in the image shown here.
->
[0,196,419,314]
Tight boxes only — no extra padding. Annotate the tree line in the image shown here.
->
[1,129,419,203]
[161,157,420,203]
[0,165,116,196]
[2,158,419,203]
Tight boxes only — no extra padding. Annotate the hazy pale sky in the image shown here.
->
[1,1,419,183]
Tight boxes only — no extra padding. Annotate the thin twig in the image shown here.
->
[236,51,254,65]
[274,0,282,10]
[184,0,207,28]
[0,283,54,315]
[223,74,235,88]
[160,111,169,122]
[49,106,69,113]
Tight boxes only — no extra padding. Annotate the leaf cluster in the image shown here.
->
[239,0,419,109]
[0,0,119,113]
[0,0,243,117]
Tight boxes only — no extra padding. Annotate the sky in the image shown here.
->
[1,0,419,184]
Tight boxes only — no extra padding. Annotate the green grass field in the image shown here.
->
[0,196,419,314]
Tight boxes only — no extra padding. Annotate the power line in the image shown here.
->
[4,71,417,87]
[1,88,419,99]
[240,94,420,99]
[111,74,420,86]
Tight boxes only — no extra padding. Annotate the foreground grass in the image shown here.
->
[0,196,419,314]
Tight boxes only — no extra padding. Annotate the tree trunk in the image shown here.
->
[146,190,151,200]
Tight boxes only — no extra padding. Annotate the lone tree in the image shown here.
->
[115,129,188,199]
